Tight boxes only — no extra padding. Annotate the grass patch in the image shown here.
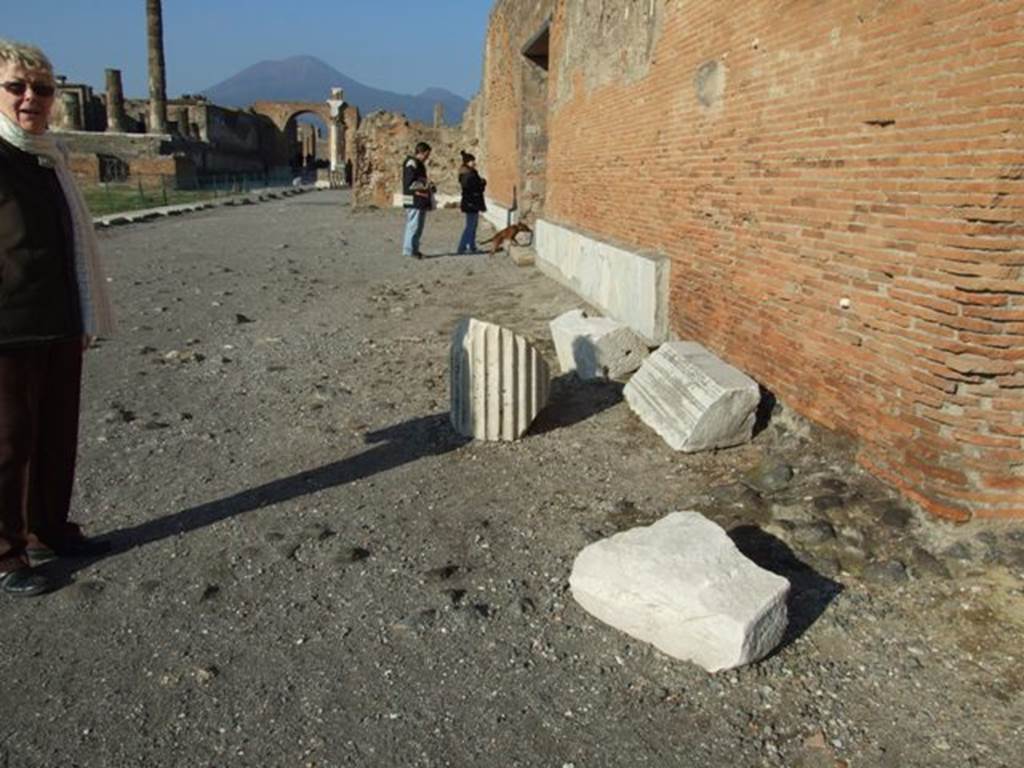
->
[82,184,217,217]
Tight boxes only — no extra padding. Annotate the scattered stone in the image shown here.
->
[570,511,790,672]
[549,309,648,380]
[518,596,537,615]
[741,460,794,496]
[194,666,219,685]
[879,502,912,529]
[999,547,1024,572]
[862,559,909,585]
[836,545,869,575]
[69,580,106,601]
[443,589,467,607]
[392,609,437,633]
[472,603,494,620]
[346,547,371,562]
[199,584,221,601]
[943,542,973,562]
[910,546,952,580]
[623,342,760,452]
[235,313,255,324]
[449,317,550,441]
[811,494,844,513]
[424,564,461,582]
[793,520,836,547]
[104,404,136,424]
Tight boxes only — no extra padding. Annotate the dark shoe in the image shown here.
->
[0,568,54,597]
[28,537,112,563]
[413,251,425,260]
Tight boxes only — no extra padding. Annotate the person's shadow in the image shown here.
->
[49,379,623,584]
[727,525,843,650]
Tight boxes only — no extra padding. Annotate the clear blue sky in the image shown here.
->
[4,1,492,99]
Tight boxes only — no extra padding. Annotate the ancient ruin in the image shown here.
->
[450,318,551,441]
[48,0,359,190]
[549,309,648,381]
[625,342,762,452]
[570,512,791,672]
[469,0,1024,521]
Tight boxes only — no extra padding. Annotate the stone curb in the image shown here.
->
[93,185,324,229]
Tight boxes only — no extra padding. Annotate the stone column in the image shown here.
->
[105,68,127,132]
[60,91,82,130]
[146,0,168,133]
[327,87,346,174]
[433,102,444,128]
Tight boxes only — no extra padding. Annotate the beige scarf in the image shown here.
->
[0,112,114,336]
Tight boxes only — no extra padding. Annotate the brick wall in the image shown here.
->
[481,0,1024,520]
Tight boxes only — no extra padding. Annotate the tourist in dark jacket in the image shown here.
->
[401,141,433,259]
[457,151,487,255]
[0,39,115,596]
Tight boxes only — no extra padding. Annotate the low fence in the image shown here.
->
[82,169,310,216]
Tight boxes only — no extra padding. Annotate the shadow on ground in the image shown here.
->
[49,378,622,587]
[728,525,844,651]
[46,413,468,584]
[529,374,624,435]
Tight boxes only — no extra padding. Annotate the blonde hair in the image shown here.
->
[0,39,54,78]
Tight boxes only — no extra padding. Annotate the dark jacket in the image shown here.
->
[459,166,487,214]
[0,138,81,347]
[401,155,432,210]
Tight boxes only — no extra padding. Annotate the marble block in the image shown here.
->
[570,511,790,672]
[550,309,648,381]
[624,341,760,451]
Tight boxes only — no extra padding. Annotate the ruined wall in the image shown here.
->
[52,82,106,132]
[482,0,1024,520]
[352,112,465,208]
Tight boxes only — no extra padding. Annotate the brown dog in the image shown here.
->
[481,222,532,254]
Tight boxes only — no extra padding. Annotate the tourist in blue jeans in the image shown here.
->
[401,142,433,259]
[457,151,487,254]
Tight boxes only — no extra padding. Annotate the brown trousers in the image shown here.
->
[0,337,83,571]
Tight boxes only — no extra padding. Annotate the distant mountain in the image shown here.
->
[201,55,468,125]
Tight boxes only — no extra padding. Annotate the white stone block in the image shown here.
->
[549,309,648,381]
[450,318,550,441]
[570,512,790,672]
[534,219,669,344]
[624,341,760,452]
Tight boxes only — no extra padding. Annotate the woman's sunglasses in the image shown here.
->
[1,80,56,98]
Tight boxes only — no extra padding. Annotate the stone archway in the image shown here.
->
[252,93,348,175]
[251,100,332,133]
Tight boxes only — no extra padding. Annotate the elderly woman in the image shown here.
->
[0,39,114,596]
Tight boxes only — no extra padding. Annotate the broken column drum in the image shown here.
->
[624,341,761,452]
[450,318,550,441]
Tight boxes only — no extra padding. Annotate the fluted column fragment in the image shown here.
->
[450,318,550,441]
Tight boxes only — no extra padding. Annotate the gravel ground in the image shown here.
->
[1,190,1021,768]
